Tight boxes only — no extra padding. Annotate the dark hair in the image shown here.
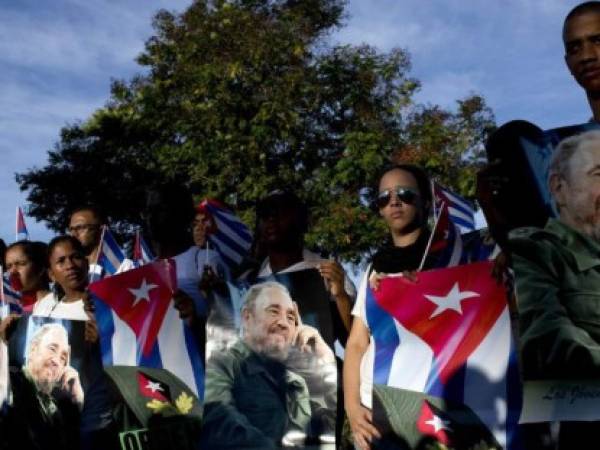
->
[564,2,600,34]
[256,190,309,234]
[69,205,107,225]
[375,164,432,219]
[47,235,86,264]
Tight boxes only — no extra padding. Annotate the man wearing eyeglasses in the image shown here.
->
[68,205,134,281]
[68,206,104,265]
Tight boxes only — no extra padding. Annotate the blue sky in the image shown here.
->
[0,0,590,243]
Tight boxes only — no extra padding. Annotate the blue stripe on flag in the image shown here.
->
[93,296,114,366]
[212,229,248,258]
[506,332,524,449]
[139,339,163,369]
[366,287,399,385]
[451,216,476,231]
[208,206,252,242]
[184,324,205,400]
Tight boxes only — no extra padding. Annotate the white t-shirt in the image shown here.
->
[351,265,375,409]
[259,249,357,300]
[32,291,89,321]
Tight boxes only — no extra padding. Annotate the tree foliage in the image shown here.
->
[17,0,495,261]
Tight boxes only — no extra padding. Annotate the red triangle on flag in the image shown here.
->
[89,259,177,357]
[416,401,452,445]
[137,371,170,403]
[374,261,507,384]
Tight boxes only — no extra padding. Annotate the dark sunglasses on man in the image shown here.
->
[376,186,419,209]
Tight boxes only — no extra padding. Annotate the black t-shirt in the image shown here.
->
[371,229,437,274]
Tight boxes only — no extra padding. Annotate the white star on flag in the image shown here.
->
[425,414,451,433]
[145,380,163,393]
[424,282,479,318]
[129,278,158,307]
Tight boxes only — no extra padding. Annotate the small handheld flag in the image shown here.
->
[15,207,29,241]
[198,199,252,269]
[133,230,155,267]
[93,226,126,281]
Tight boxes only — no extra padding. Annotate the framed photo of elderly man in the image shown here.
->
[202,280,338,449]
[3,315,90,450]
[509,128,600,423]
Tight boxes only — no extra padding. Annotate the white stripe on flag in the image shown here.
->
[105,247,122,273]
[464,307,511,448]
[111,311,137,366]
[448,207,475,227]
[213,217,251,250]
[448,230,463,267]
[387,319,433,392]
[158,302,199,397]
[442,189,473,212]
[210,234,244,263]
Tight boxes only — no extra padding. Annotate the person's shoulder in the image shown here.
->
[509,221,566,252]
[207,341,248,372]
[32,292,57,315]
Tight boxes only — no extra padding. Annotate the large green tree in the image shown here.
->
[17,0,495,261]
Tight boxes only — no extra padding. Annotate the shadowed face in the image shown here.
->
[5,245,39,292]
[69,210,102,254]
[48,240,88,295]
[564,11,600,95]
[243,288,297,361]
[378,168,422,235]
[27,327,69,394]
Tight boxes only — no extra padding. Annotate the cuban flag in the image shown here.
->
[133,230,155,267]
[89,260,204,399]
[199,199,252,269]
[0,270,23,316]
[93,226,126,281]
[367,261,521,449]
[15,207,29,241]
[433,182,476,234]
[424,197,464,269]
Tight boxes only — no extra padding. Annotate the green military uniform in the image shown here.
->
[201,340,313,449]
[510,218,600,380]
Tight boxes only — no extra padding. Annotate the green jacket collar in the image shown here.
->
[546,218,600,272]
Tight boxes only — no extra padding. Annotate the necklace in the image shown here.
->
[47,295,64,318]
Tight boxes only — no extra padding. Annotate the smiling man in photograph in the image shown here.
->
[201,281,335,449]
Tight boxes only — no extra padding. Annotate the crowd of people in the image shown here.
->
[2,1,600,449]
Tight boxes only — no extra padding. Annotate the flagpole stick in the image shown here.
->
[14,207,17,242]
[419,201,445,272]
[91,226,106,283]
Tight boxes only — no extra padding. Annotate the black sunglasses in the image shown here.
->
[376,187,419,209]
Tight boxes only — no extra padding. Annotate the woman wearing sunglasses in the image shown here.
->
[344,164,434,450]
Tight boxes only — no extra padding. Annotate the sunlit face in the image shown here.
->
[48,241,88,294]
[378,169,422,235]
[243,288,297,361]
[564,11,600,94]
[5,245,38,292]
[68,210,102,253]
[27,327,69,394]
[552,141,600,241]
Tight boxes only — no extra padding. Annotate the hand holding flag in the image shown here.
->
[89,259,204,398]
